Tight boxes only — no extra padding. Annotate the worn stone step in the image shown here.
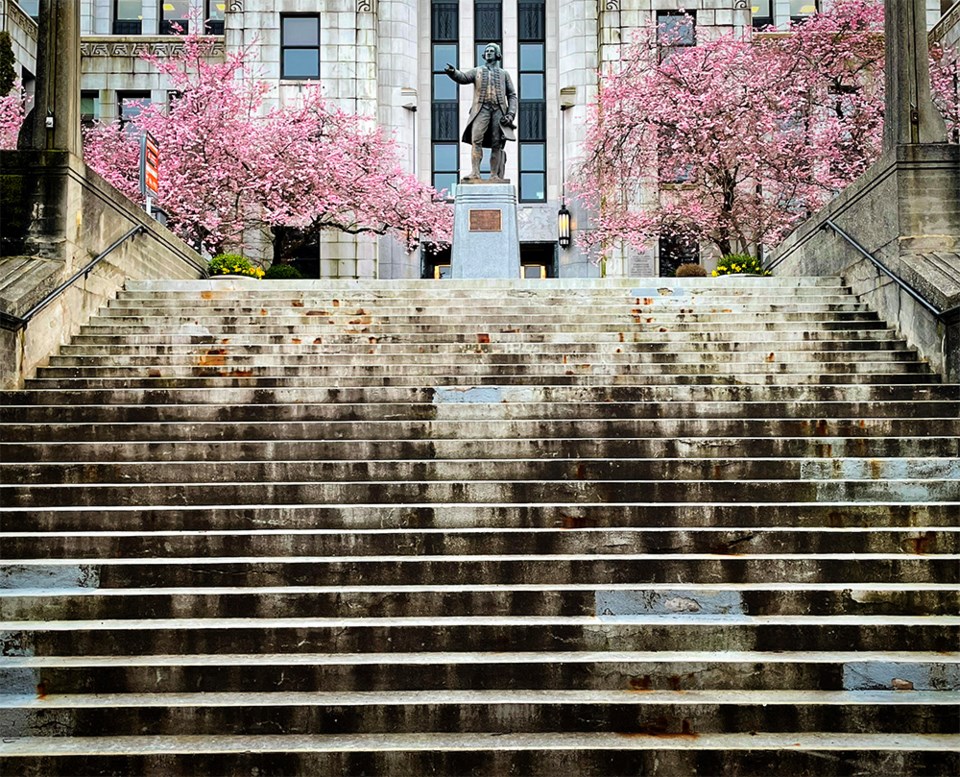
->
[5,478,959,509]
[3,527,954,560]
[2,555,956,587]
[1,732,957,777]
[35,358,934,381]
[2,650,957,694]
[5,416,954,444]
[5,437,954,465]
[2,688,958,738]
[5,401,956,426]
[2,584,956,621]
[6,502,954,533]
[55,339,913,359]
[5,382,954,406]
[46,349,924,370]
[3,616,958,655]
[5,457,956,486]
[63,328,904,347]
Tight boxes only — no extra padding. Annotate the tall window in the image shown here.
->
[114,0,143,34]
[160,0,189,34]
[751,0,773,29]
[518,0,545,202]
[281,15,321,79]
[117,91,150,128]
[80,90,100,129]
[656,10,695,62]
[431,1,459,198]
[474,0,502,66]
[790,0,819,22]
[206,0,225,34]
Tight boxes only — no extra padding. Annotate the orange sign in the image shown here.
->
[143,134,160,195]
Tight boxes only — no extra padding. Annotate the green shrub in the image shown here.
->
[675,262,707,278]
[712,253,770,277]
[264,262,303,279]
[207,254,264,279]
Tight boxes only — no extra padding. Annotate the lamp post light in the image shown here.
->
[557,203,571,248]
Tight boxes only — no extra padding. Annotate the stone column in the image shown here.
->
[883,0,947,148]
[24,0,82,154]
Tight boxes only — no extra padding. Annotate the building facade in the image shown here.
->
[1,0,955,278]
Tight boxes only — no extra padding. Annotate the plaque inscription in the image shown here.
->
[469,209,502,232]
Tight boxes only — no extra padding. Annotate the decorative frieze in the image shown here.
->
[6,0,38,40]
[80,38,226,58]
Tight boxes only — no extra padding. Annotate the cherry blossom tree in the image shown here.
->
[84,32,451,255]
[0,83,25,150]
[577,0,954,260]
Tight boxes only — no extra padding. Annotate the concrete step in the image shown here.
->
[2,732,958,777]
[5,457,957,485]
[6,502,956,532]
[31,365,936,387]
[5,416,954,443]
[3,688,959,738]
[5,400,956,425]
[24,371,940,390]
[4,616,958,655]
[2,584,956,620]
[5,382,955,405]
[2,554,956,586]
[45,349,925,369]
[3,526,955,559]
[4,437,955,464]
[3,650,957,693]
[6,478,959,509]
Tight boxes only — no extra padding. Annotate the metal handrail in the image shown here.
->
[1,225,146,331]
[820,219,958,322]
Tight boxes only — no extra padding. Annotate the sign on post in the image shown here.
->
[140,132,160,215]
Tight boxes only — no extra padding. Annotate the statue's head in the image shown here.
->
[483,43,502,64]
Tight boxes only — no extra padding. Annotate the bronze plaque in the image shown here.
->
[469,209,502,232]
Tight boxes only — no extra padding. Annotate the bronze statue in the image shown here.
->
[444,43,518,183]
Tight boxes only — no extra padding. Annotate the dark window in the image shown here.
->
[117,90,150,128]
[159,0,189,34]
[657,11,695,62]
[206,0,225,34]
[751,0,773,29]
[790,0,819,22]
[80,90,100,129]
[114,0,143,34]
[474,0,502,66]
[432,1,459,198]
[431,3,458,42]
[281,15,321,79]
[658,234,700,277]
[518,0,545,202]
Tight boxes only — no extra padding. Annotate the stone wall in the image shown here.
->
[768,144,960,381]
[0,149,204,389]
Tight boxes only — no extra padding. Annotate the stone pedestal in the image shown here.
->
[451,183,521,279]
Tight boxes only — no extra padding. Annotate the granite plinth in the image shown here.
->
[451,183,521,279]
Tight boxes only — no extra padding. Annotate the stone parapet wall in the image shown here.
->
[0,149,204,388]
[768,144,960,381]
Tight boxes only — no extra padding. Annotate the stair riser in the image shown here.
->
[3,529,955,559]
[6,401,957,425]
[3,748,958,777]
[6,503,956,532]
[4,660,958,694]
[3,590,956,621]
[4,702,957,738]
[3,558,956,587]
[5,480,958,508]
[7,418,954,444]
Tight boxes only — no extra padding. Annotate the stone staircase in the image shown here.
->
[0,276,957,776]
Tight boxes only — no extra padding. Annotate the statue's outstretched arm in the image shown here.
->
[444,64,473,84]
